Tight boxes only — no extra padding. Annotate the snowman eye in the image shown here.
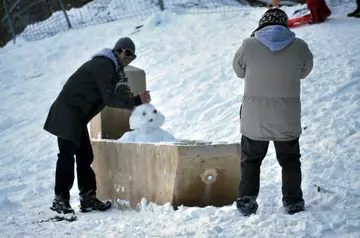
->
[153,109,157,114]
[142,112,146,116]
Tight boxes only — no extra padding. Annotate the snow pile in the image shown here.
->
[118,103,176,143]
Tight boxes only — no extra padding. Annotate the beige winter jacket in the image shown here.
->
[233,26,313,141]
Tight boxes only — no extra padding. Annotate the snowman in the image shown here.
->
[118,103,176,143]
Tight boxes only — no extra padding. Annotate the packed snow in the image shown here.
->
[118,103,177,143]
[0,1,360,237]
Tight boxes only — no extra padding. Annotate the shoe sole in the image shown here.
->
[237,204,258,216]
[80,202,111,213]
[286,207,305,215]
[50,206,75,214]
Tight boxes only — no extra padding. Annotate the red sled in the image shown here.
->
[288,14,313,28]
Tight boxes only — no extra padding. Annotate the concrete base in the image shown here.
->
[91,140,241,209]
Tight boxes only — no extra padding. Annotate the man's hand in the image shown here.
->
[138,91,151,104]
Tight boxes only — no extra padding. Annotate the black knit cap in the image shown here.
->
[259,8,288,28]
[113,37,136,53]
[251,8,289,36]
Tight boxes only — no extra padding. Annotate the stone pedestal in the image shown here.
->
[91,140,241,209]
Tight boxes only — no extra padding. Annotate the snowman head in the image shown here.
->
[129,103,165,132]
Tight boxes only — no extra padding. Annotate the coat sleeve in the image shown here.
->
[300,41,314,79]
[232,40,247,79]
[92,59,141,110]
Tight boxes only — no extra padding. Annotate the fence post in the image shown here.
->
[158,0,165,11]
[58,0,72,28]
[3,0,16,43]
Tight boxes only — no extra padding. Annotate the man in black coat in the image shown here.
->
[44,37,151,214]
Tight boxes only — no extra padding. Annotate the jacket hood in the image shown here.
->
[255,25,295,52]
[92,48,119,71]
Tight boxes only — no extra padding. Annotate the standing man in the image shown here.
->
[270,0,280,8]
[306,0,331,23]
[232,9,313,216]
[44,37,151,214]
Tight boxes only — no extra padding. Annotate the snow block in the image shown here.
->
[91,140,241,209]
[89,65,146,140]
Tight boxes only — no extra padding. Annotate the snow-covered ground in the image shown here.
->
[0,1,360,237]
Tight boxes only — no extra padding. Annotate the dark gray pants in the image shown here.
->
[238,135,304,205]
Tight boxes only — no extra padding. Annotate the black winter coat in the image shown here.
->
[43,56,141,147]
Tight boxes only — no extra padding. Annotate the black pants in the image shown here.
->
[238,135,304,205]
[353,0,360,11]
[54,128,96,200]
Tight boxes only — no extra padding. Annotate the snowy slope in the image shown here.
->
[0,2,360,237]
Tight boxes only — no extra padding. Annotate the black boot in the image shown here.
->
[50,196,75,214]
[236,197,258,216]
[348,8,360,17]
[284,200,305,215]
[80,191,111,212]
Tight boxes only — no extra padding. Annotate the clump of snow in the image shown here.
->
[141,11,174,29]
[0,197,21,211]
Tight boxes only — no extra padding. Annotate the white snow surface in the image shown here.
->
[0,2,360,237]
